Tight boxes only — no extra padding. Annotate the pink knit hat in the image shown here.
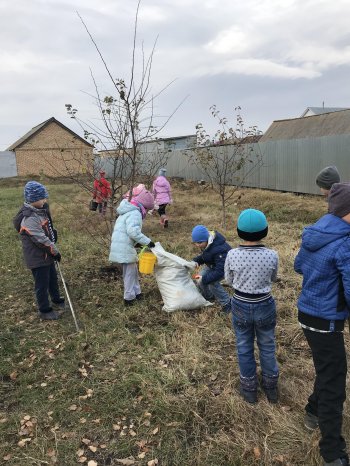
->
[133,189,154,210]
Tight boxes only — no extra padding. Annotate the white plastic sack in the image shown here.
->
[152,243,212,312]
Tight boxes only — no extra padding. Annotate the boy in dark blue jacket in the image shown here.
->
[295,183,350,466]
[191,225,231,312]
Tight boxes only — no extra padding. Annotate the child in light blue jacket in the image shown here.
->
[109,189,155,305]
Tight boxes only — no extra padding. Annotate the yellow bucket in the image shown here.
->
[138,250,157,274]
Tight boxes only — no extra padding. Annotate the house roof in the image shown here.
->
[260,109,350,142]
[7,117,94,150]
[300,107,349,117]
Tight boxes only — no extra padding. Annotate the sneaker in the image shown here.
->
[164,219,169,228]
[52,298,65,310]
[324,458,349,466]
[239,386,257,404]
[39,310,60,320]
[304,412,319,431]
[124,299,136,306]
[263,387,278,404]
[135,294,143,300]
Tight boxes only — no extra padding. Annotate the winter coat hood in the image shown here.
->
[301,214,350,252]
[117,199,140,216]
[294,213,350,321]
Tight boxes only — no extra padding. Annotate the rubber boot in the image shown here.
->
[163,215,169,228]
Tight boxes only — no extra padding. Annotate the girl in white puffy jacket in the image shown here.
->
[109,189,155,305]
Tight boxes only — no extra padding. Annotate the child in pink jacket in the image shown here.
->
[152,168,172,228]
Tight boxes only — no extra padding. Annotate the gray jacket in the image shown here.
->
[13,203,59,269]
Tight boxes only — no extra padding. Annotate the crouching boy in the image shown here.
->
[295,183,350,466]
[13,181,64,321]
[191,225,231,313]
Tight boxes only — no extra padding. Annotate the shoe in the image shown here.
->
[324,458,349,466]
[124,299,136,306]
[52,298,65,310]
[304,412,319,431]
[164,219,169,228]
[239,386,257,404]
[135,294,143,300]
[263,387,278,404]
[39,310,60,320]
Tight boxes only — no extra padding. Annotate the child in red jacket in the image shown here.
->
[93,170,111,215]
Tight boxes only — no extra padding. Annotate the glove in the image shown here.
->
[148,241,155,248]
[54,252,61,262]
[195,276,202,286]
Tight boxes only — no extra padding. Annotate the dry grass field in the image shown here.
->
[0,177,349,466]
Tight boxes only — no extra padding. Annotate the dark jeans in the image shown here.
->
[231,297,279,380]
[31,263,61,313]
[303,328,347,463]
[157,204,167,216]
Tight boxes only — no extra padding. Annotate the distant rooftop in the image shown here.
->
[261,109,350,141]
[300,107,349,117]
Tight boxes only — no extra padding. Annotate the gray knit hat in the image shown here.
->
[316,166,340,190]
[328,183,350,218]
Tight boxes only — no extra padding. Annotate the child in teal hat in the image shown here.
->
[224,209,279,404]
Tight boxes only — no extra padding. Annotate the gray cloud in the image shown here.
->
[1,0,350,149]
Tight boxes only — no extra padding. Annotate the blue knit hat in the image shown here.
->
[192,225,209,243]
[24,181,49,203]
[237,209,268,241]
[159,168,167,176]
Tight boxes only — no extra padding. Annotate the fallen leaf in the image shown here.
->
[3,454,12,461]
[82,438,91,445]
[77,449,85,457]
[10,371,18,380]
[147,460,158,466]
[129,429,137,437]
[138,452,146,459]
[68,404,78,411]
[87,461,98,466]
[18,438,32,447]
[253,447,261,460]
[116,458,136,465]
[47,448,56,457]
[89,445,97,452]
[152,427,159,435]
[78,457,87,463]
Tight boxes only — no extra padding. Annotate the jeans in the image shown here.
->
[31,263,61,313]
[303,327,347,463]
[122,263,141,300]
[198,266,231,308]
[231,296,279,385]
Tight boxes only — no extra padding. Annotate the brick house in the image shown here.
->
[7,117,94,177]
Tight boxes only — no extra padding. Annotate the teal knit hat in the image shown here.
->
[237,209,268,241]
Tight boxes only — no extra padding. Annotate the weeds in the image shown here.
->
[0,179,345,465]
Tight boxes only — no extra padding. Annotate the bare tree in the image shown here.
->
[192,105,263,227]
[63,0,183,215]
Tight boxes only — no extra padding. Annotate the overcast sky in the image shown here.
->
[1,0,350,150]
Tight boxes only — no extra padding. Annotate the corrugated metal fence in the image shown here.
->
[95,134,350,195]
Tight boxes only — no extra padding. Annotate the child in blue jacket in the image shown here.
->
[109,189,155,306]
[295,183,350,466]
[191,225,231,312]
